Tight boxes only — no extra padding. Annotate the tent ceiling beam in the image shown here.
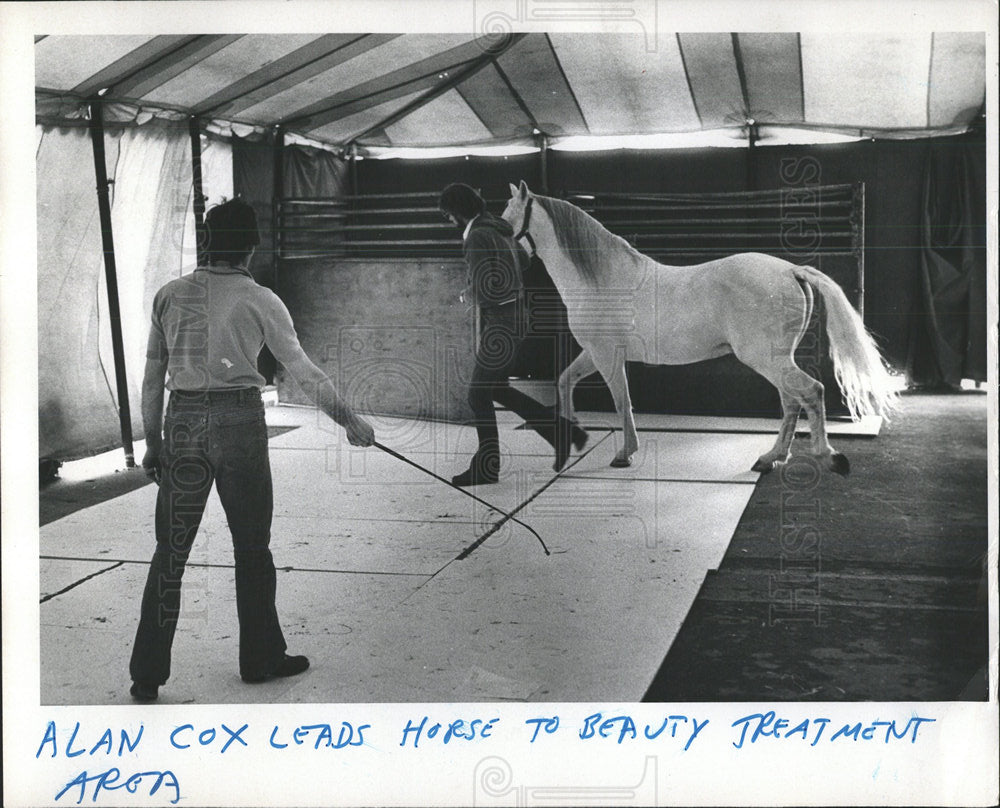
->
[73,35,201,98]
[493,58,542,133]
[192,34,400,118]
[105,35,245,100]
[730,34,752,122]
[344,33,529,146]
[282,34,525,132]
[675,34,704,129]
[540,33,589,133]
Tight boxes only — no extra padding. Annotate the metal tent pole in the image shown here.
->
[537,132,549,194]
[272,126,284,286]
[189,116,208,266]
[348,141,358,196]
[746,119,759,191]
[88,96,135,467]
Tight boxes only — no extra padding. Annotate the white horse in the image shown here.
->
[502,181,897,475]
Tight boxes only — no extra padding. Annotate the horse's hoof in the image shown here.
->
[830,453,850,476]
[610,456,632,468]
[751,459,774,474]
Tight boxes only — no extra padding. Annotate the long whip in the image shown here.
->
[372,441,549,556]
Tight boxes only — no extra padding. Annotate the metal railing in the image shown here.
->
[278,191,463,260]
[278,183,863,266]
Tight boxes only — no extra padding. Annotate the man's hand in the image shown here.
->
[345,416,375,447]
[142,446,162,484]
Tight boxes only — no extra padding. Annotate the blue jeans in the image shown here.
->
[130,388,286,685]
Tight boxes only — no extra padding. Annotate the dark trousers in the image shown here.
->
[130,388,286,685]
[467,301,562,474]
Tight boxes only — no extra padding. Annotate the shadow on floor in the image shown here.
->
[39,426,300,526]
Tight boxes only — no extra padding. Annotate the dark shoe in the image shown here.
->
[554,420,589,472]
[129,681,159,702]
[451,449,500,486]
[451,465,499,486]
[242,654,310,684]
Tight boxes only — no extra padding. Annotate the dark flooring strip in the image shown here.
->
[561,475,758,484]
[452,432,613,562]
[642,392,990,702]
[39,555,430,578]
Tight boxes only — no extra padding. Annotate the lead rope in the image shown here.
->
[373,441,550,556]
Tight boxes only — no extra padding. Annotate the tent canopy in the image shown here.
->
[35,32,986,153]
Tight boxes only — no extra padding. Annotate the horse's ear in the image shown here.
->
[508,183,518,197]
[518,180,529,200]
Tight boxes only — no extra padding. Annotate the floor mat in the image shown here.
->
[39,407,762,703]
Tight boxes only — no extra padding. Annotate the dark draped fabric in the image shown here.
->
[233,134,278,382]
[233,133,276,284]
[907,132,988,387]
[232,140,347,384]
[282,145,348,198]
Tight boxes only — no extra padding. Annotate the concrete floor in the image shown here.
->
[36,405,802,705]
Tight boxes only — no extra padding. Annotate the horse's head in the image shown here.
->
[502,180,532,236]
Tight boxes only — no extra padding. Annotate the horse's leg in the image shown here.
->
[790,366,848,475]
[756,360,848,476]
[740,274,847,474]
[557,349,596,424]
[588,343,637,467]
[751,391,800,473]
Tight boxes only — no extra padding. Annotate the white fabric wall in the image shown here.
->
[37,124,122,460]
[38,120,232,460]
[180,135,235,271]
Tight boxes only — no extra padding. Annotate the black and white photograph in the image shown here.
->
[2,1,997,806]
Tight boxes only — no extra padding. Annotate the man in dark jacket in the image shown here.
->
[439,183,586,486]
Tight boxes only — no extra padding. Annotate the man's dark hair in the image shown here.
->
[205,198,260,265]
[439,183,485,222]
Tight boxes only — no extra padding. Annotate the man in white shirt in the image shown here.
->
[130,199,374,701]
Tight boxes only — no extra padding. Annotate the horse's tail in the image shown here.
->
[790,264,898,420]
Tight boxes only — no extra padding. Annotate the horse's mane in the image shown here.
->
[533,195,648,285]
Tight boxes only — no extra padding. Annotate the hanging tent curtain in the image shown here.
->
[233,133,275,282]
[97,124,193,435]
[233,133,278,382]
[283,145,348,198]
[907,131,988,387]
[38,120,195,460]
[37,125,123,460]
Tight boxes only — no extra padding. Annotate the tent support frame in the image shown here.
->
[272,126,285,283]
[88,97,135,468]
[537,133,549,194]
[189,116,208,266]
